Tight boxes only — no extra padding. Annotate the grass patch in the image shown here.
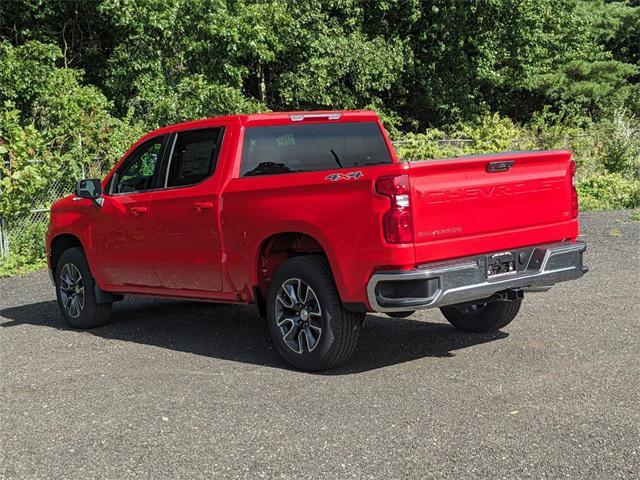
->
[0,256,46,278]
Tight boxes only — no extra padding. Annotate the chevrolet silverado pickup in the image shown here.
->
[47,110,587,371]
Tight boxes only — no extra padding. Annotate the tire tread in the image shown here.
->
[55,247,112,329]
[440,298,522,333]
[267,255,363,371]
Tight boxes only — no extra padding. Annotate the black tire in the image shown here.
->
[55,247,112,329]
[266,256,364,371]
[440,298,522,333]
[386,311,415,319]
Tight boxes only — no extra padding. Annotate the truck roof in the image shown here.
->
[143,110,380,140]
[237,110,379,126]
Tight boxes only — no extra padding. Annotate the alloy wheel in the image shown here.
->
[274,278,322,354]
[59,263,85,318]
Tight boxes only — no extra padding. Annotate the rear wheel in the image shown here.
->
[386,311,415,319]
[55,247,112,329]
[266,256,364,371]
[440,298,522,333]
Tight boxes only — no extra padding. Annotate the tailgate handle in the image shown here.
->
[486,160,515,173]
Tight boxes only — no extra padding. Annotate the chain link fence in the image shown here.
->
[0,159,107,268]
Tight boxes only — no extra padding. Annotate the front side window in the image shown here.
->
[165,128,223,188]
[240,122,392,177]
[112,136,165,194]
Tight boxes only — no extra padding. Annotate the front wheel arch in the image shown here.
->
[50,234,84,278]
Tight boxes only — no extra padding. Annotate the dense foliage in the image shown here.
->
[4,0,640,127]
[1,0,640,274]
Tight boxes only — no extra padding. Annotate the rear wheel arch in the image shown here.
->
[255,231,344,302]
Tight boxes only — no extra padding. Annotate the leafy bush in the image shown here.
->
[577,173,640,210]
[598,110,640,177]
[394,130,465,160]
[395,114,532,161]
[0,219,47,277]
[455,114,533,154]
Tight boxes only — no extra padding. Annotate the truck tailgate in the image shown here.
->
[409,150,579,263]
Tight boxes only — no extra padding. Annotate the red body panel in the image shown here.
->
[47,110,580,310]
[409,150,579,264]
[92,191,160,286]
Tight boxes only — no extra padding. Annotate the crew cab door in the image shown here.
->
[147,127,225,291]
[91,135,168,287]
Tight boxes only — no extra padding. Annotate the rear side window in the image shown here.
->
[165,128,224,188]
[240,122,392,177]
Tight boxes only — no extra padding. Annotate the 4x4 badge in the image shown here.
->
[325,171,363,181]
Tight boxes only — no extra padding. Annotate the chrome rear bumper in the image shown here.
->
[367,241,588,313]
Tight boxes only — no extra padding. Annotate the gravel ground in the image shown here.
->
[1,210,638,479]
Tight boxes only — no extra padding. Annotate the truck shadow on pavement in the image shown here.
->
[0,297,508,374]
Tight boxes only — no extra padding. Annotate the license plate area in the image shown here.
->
[486,251,517,278]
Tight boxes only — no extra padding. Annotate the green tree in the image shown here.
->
[0,41,142,218]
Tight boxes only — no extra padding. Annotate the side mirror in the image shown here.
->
[75,179,103,203]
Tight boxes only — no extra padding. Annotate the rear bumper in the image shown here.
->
[366,240,588,313]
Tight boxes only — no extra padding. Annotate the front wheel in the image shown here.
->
[440,298,522,333]
[55,247,112,329]
[266,256,364,371]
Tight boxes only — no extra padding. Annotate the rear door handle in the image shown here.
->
[193,201,213,212]
[130,206,147,216]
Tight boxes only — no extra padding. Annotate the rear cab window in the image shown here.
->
[240,122,392,177]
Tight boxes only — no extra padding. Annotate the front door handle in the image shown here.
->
[193,201,213,212]
[130,206,148,216]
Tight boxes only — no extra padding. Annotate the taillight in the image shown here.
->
[569,159,578,219]
[375,174,413,243]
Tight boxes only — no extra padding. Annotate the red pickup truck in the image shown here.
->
[47,110,587,370]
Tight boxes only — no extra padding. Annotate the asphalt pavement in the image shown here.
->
[1,210,639,479]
